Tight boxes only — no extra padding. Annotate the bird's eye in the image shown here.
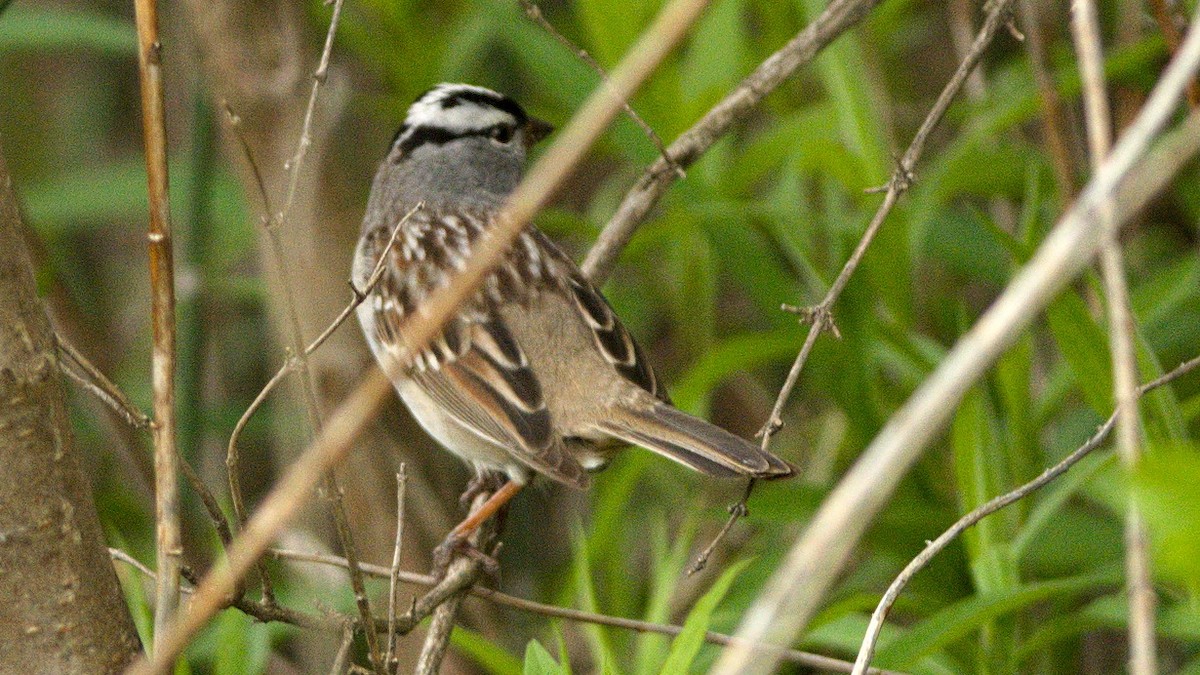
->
[490,125,514,144]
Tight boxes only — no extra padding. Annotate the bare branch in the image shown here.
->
[329,623,356,675]
[850,354,1200,674]
[1069,3,1158,672]
[414,477,515,675]
[266,548,890,673]
[385,467,408,672]
[1148,0,1200,106]
[581,0,885,284]
[126,1,713,670]
[712,11,1200,672]
[691,0,1017,572]
[229,1,383,669]
[55,334,151,429]
[131,0,182,645]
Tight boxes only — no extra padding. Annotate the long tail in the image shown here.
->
[595,402,794,479]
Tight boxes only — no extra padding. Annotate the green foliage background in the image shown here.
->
[2,0,1200,672]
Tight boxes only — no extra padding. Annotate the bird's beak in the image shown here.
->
[524,116,554,146]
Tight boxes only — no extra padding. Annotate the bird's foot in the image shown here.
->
[431,534,501,581]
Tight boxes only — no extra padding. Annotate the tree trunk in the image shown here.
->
[0,147,141,671]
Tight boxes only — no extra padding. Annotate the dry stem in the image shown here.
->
[1069,3,1158,672]
[385,467,407,672]
[131,0,181,648]
[55,333,152,429]
[243,0,385,668]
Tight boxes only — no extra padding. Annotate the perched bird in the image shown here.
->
[353,83,793,541]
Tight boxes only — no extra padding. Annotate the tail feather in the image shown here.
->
[596,403,794,479]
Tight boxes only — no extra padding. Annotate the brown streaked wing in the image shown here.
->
[363,211,588,489]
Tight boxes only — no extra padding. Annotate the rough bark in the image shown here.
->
[0,147,141,671]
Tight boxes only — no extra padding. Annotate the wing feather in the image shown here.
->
[360,209,587,489]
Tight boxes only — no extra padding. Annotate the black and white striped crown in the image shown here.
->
[390,83,530,154]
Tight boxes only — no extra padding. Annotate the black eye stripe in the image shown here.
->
[394,123,517,155]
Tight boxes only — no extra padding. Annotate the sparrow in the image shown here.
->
[353,83,793,541]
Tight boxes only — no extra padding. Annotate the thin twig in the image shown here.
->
[713,14,1200,673]
[126,0,711,670]
[384,467,407,673]
[581,0,885,284]
[1148,0,1200,106]
[265,548,895,673]
[687,476,753,574]
[55,333,152,429]
[517,0,683,178]
[54,333,235,551]
[1019,0,1077,207]
[690,0,1017,572]
[849,355,1200,674]
[329,623,356,675]
[225,203,416,480]
[243,1,382,669]
[1069,4,1158,672]
[414,489,499,675]
[131,0,182,647]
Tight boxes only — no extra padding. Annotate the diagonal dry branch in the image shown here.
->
[711,11,1200,673]
[124,1,715,671]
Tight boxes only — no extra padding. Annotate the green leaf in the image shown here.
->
[571,534,625,675]
[950,387,1017,594]
[1132,445,1200,585]
[659,559,752,674]
[680,0,749,119]
[671,330,800,414]
[0,5,135,54]
[874,570,1120,669]
[1044,291,1113,416]
[452,626,522,675]
[524,639,566,675]
[212,611,269,675]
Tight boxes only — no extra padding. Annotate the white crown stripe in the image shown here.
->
[403,83,519,135]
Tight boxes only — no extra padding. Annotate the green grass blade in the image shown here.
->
[658,559,752,674]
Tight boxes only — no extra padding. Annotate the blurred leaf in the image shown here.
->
[0,5,134,54]
[680,0,749,119]
[524,639,566,675]
[453,627,522,675]
[875,570,1120,669]
[212,611,269,675]
[671,329,799,414]
[659,559,752,674]
[796,0,888,186]
[1133,445,1200,585]
[1045,292,1113,415]
[951,387,1016,593]
[572,533,625,674]
[574,0,660,66]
